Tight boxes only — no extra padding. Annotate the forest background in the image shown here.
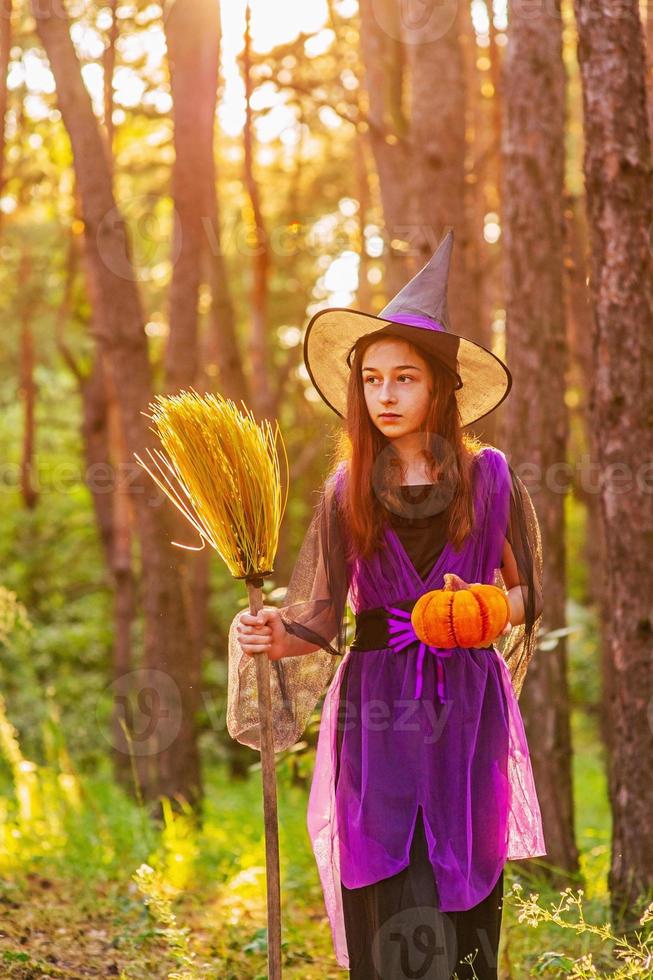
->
[0,0,652,976]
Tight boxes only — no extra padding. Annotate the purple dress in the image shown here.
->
[337,496,506,979]
[305,448,545,969]
[227,446,546,972]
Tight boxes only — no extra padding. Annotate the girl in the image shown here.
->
[227,229,546,979]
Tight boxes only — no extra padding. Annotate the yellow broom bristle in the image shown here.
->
[134,389,289,580]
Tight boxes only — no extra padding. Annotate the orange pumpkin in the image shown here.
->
[411,583,510,649]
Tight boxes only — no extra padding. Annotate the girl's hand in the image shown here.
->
[443,572,471,591]
[236,606,287,660]
[500,619,513,637]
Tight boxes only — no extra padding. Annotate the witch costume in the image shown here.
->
[227,229,546,979]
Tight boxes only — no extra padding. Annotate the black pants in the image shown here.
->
[340,807,504,980]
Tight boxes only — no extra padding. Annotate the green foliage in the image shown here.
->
[567,596,602,710]
[0,374,115,767]
[565,491,590,605]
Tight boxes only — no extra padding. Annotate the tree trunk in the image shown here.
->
[646,0,653,143]
[102,0,118,155]
[0,0,11,239]
[355,137,373,310]
[406,0,481,344]
[19,252,38,510]
[164,0,227,684]
[574,0,653,927]
[500,0,579,878]
[32,0,202,809]
[198,27,248,407]
[200,182,249,404]
[96,2,139,789]
[164,0,220,396]
[359,0,414,293]
[242,4,274,421]
[55,198,140,790]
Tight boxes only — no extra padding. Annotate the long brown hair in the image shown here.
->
[330,332,486,560]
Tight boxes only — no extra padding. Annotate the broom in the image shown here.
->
[134,388,289,980]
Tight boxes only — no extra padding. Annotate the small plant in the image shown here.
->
[509,882,653,977]
[132,863,207,980]
[453,948,480,979]
[0,586,31,645]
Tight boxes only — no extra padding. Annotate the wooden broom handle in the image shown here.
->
[248,582,283,979]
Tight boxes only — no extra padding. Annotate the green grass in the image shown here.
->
[0,589,644,979]
[0,730,625,980]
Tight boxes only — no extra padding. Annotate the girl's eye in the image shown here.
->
[363,375,415,384]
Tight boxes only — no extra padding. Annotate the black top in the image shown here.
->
[349,484,454,652]
[386,483,451,581]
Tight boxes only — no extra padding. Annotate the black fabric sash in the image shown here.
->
[350,600,414,651]
[350,599,494,652]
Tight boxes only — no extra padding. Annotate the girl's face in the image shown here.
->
[361,338,433,440]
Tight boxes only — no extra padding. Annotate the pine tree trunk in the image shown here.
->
[406,1,481,345]
[359,0,414,292]
[500,0,579,878]
[242,5,275,421]
[32,0,201,808]
[164,0,219,396]
[0,0,11,239]
[574,0,653,926]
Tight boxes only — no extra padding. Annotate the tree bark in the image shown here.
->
[164,0,228,676]
[32,0,202,808]
[55,192,141,789]
[200,180,249,404]
[406,0,482,344]
[0,0,11,239]
[164,0,220,395]
[19,253,38,510]
[102,0,118,156]
[359,0,414,293]
[355,136,373,310]
[241,4,274,421]
[646,1,653,143]
[500,0,579,878]
[574,0,653,927]
[81,355,139,788]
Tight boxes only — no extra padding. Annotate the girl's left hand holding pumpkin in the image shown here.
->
[443,572,471,591]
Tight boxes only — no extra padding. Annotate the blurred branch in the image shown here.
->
[54,227,86,387]
[282,80,361,127]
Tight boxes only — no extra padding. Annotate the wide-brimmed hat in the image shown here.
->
[303,227,512,429]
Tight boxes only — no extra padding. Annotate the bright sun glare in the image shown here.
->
[8,0,364,317]
[219,0,331,136]
[14,0,336,136]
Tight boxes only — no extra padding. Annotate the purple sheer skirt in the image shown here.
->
[340,805,505,980]
[307,642,545,970]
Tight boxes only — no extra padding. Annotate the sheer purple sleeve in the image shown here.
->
[226,468,350,752]
[492,462,544,698]
[279,468,349,657]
